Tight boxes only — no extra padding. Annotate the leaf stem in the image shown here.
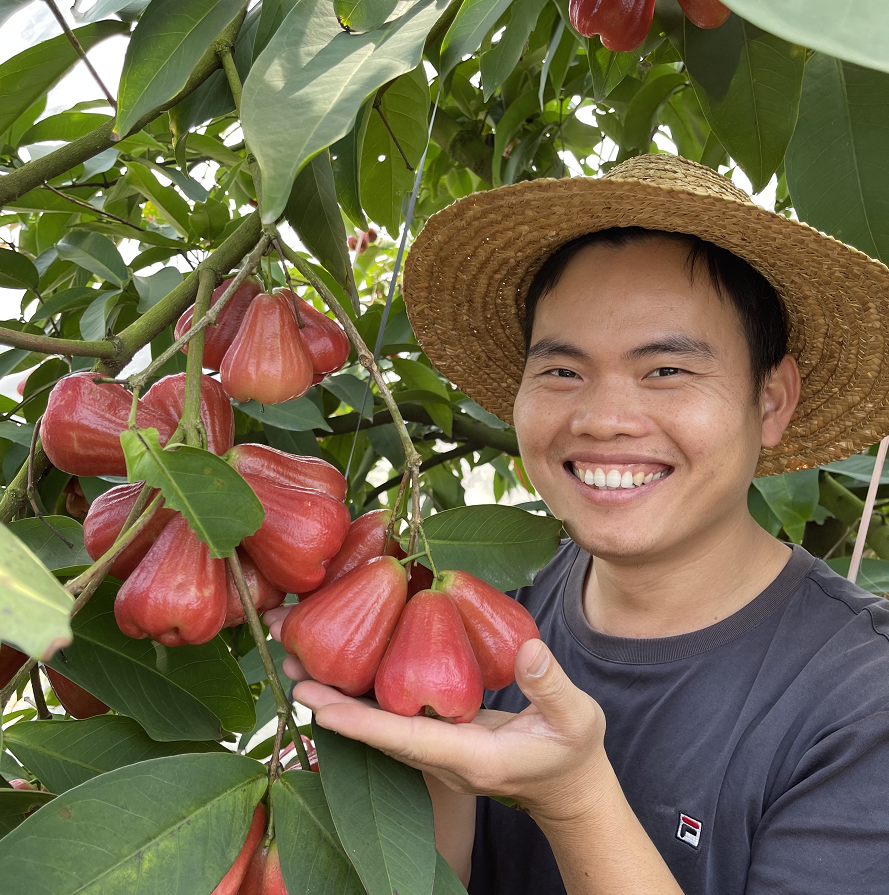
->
[43,183,144,230]
[219,47,242,117]
[180,268,214,447]
[30,665,51,720]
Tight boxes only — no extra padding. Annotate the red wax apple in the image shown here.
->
[568,0,656,51]
[434,569,540,691]
[142,372,234,455]
[225,444,347,501]
[114,513,227,645]
[678,0,730,28]
[223,549,286,627]
[212,803,267,895]
[0,644,28,690]
[44,667,109,719]
[280,292,350,379]
[374,590,484,723]
[240,839,287,895]
[41,372,178,477]
[311,509,399,591]
[280,556,408,696]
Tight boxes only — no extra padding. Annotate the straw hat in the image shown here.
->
[403,154,889,476]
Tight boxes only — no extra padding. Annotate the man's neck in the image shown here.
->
[582,519,792,639]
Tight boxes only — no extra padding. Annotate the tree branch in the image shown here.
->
[366,443,477,502]
[0,327,116,358]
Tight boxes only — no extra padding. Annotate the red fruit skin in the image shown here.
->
[677,0,729,28]
[0,644,28,690]
[240,840,287,895]
[142,373,234,455]
[240,474,351,594]
[568,0,655,51]
[114,514,227,645]
[224,549,286,627]
[9,779,35,790]
[375,590,484,723]
[83,482,176,580]
[175,276,263,371]
[434,570,540,691]
[42,372,178,476]
[280,556,407,696]
[44,667,109,719]
[211,804,267,895]
[220,292,314,405]
[407,560,435,596]
[294,297,350,376]
[225,444,347,502]
[280,734,319,772]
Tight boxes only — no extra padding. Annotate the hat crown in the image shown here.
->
[603,154,751,205]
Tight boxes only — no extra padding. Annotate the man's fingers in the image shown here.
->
[263,605,292,640]
[282,654,308,682]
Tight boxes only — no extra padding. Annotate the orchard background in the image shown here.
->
[1,0,889,892]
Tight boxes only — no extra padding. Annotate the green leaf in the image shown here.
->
[254,0,299,58]
[238,637,289,686]
[0,0,30,27]
[121,428,264,559]
[331,102,372,230]
[785,55,889,263]
[0,21,127,136]
[30,287,97,323]
[404,504,563,590]
[18,112,113,146]
[133,266,183,313]
[492,90,540,187]
[56,231,127,287]
[321,372,373,419]
[0,789,55,837]
[751,468,820,544]
[480,0,548,100]
[6,517,90,572]
[391,357,451,435]
[433,851,469,894]
[685,16,805,193]
[360,66,430,235]
[313,722,436,895]
[826,557,889,595]
[747,484,782,537]
[0,249,38,291]
[3,715,225,795]
[126,161,192,237]
[0,420,35,447]
[242,0,450,224]
[440,0,513,79]
[622,71,687,150]
[235,397,333,432]
[272,770,365,894]
[822,454,889,486]
[114,0,246,137]
[586,36,639,103]
[79,290,120,341]
[334,0,399,33]
[285,150,355,299]
[0,753,267,895]
[45,583,255,741]
[721,0,889,76]
[0,522,73,661]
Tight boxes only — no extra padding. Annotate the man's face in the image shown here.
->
[513,237,776,562]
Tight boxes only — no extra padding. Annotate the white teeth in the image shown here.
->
[574,464,669,489]
[583,469,595,486]
[643,473,653,484]
[606,469,622,489]
[620,471,634,489]
[633,471,645,486]
[594,468,606,488]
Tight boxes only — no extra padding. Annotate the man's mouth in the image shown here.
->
[568,462,672,490]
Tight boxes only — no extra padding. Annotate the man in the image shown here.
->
[268,154,889,893]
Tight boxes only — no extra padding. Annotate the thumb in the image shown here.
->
[515,640,597,734]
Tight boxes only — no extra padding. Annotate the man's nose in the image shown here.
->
[567,376,652,441]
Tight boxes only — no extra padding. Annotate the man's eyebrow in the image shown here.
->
[625,334,716,361]
[525,338,591,362]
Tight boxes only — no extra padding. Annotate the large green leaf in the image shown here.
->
[479,0,548,100]
[685,16,805,193]
[272,770,365,894]
[331,102,372,230]
[6,517,90,572]
[722,0,889,76]
[3,715,225,795]
[0,249,38,291]
[826,557,889,595]
[235,397,333,431]
[334,0,399,33]
[313,722,436,895]
[403,505,563,591]
[0,522,73,661]
[114,0,246,137]
[433,852,469,894]
[242,0,449,223]
[360,66,430,235]
[586,36,639,103]
[0,21,128,135]
[44,584,255,741]
[492,90,540,187]
[621,70,687,150]
[0,789,55,837]
[822,454,889,486]
[751,468,819,544]
[121,428,264,558]
[390,357,451,435]
[126,161,192,236]
[439,0,512,79]
[0,753,266,895]
[56,231,128,287]
[785,55,889,263]
[19,112,113,146]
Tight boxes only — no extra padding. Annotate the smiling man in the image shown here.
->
[279,155,889,894]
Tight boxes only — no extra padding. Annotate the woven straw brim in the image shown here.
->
[403,156,889,477]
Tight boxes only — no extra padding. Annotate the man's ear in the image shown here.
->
[760,354,801,448]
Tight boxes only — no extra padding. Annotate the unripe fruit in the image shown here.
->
[225,444,347,502]
[114,514,227,646]
[678,0,730,28]
[142,373,234,455]
[312,509,399,591]
[41,372,178,477]
[220,292,314,405]
[175,276,263,371]
[367,229,378,244]
[223,549,286,627]
[83,482,176,580]
[0,643,28,690]
[280,556,408,696]
[44,667,109,719]
[211,803,266,895]
[434,570,540,691]
[374,590,484,723]
[347,236,357,250]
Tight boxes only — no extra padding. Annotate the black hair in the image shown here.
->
[522,227,788,398]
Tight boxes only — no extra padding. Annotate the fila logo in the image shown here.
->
[676,813,702,848]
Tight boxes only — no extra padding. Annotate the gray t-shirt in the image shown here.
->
[469,542,889,895]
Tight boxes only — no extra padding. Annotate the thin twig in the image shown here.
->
[267,714,287,783]
[180,268,214,448]
[30,665,51,720]
[43,184,145,231]
[26,419,74,547]
[373,101,414,171]
[367,444,477,504]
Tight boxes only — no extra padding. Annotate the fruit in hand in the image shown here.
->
[568,0,656,51]
[142,372,234,455]
[225,444,347,501]
[175,276,263,370]
[375,590,484,723]
[114,513,227,645]
[313,509,399,590]
[240,838,287,895]
[44,667,109,719]
[223,549,286,627]
[212,803,267,895]
[240,474,351,594]
[677,0,729,28]
[41,372,178,476]
[83,482,176,580]
[220,292,314,405]
[280,556,408,696]
[293,296,350,381]
[434,570,540,691]
[0,644,28,690]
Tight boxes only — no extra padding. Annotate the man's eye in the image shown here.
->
[549,368,578,378]
[647,367,683,378]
